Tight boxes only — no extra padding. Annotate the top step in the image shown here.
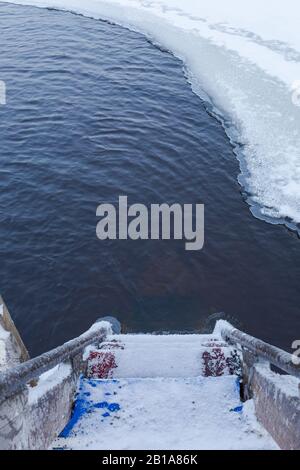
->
[86,333,241,379]
[106,334,225,345]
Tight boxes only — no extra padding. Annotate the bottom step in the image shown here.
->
[53,376,277,450]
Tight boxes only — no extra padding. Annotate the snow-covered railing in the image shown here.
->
[216,320,300,450]
[217,320,300,379]
[0,321,111,403]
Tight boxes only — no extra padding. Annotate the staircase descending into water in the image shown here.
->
[0,297,300,450]
[52,332,276,450]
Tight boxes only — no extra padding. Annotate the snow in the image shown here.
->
[26,321,111,403]
[85,320,112,335]
[0,325,9,341]
[242,399,271,437]
[0,322,10,368]
[255,362,300,398]
[28,362,72,404]
[27,320,112,403]
[214,319,235,335]
[0,326,9,368]
[4,0,300,228]
[87,333,237,378]
[53,375,278,450]
[53,332,278,449]
[107,333,221,343]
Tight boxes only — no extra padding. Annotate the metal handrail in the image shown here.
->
[219,321,300,379]
[0,322,111,403]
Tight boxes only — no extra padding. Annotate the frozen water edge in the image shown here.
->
[4,0,300,230]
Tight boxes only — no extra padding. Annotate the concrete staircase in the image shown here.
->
[2,300,297,450]
[52,333,277,450]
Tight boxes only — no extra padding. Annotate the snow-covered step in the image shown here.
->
[86,334,241,379]
[105,334,225,346]
[53,376,277,450]
[88,347,232,378]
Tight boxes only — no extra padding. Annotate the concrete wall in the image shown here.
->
[0,298,82,449]
[251,363,300,450]
[0,364,78,449]
[0,296,29,370]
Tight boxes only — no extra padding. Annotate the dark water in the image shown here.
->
[0,3,299,357]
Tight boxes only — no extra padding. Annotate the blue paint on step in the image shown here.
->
[94,401,109,409]
[108,403,120,412]
[59,376,121,438]
[59,397,92,438]
[230,405,243,413]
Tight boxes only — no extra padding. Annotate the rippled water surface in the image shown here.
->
[0,3,300,356]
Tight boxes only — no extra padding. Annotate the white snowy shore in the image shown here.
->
[5,0,300,225]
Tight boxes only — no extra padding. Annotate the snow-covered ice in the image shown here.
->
[5,0,300,228]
